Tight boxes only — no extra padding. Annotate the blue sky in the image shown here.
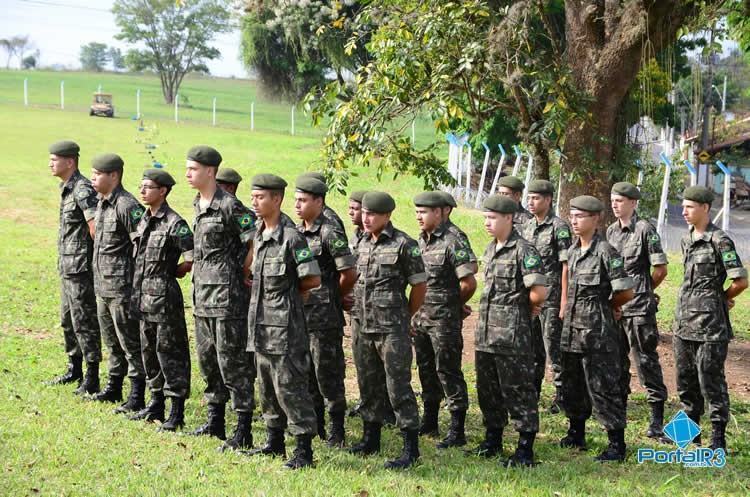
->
[0,0,246,77]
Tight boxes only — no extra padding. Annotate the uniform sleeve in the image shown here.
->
[642,222,668,266]
[323,225,356,271]
[170,219,194,263]
[456,233,478,264]
[518,243,547,288]
[447,237,476,280]
[554,220,573,262]
[604,245,634,292]
[289,230,321,279]
[399,237,427,286]
[121,199,146,235]
[229,198,257,245]
[716,233,748,280]
[74,183,99,222]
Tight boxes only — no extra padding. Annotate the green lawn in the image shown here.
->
[0,78,749,496]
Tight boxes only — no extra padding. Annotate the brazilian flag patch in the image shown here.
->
[649,234,660,244]
[76,189,91,200]
[455,249,469,263]
[410,246,422,257]
[611,257,624,269]
[722,250,738,263]
[130,207,144,222]
[523,254,541,269]
[295,247,313,263]
[332,239,347,249]
[176,225,190,237]
[236,213,253,228]
[557,228,571,239]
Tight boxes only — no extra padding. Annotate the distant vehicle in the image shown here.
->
[89,92,114,118]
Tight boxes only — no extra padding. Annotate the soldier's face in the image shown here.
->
[611,194,636,219]
[252,189,282,218]
[527,193,551,215]
[185,160,213,190]
[139,179,165,206]
[91,169,118,195]
[348,200,362,227]
[49,154,74,178]
[362,209,390,234]
[415,206,441,232]
[682,200,709,226]
[294,192,323,221]
[498,187,521,203]
[217,182,237,195]
[570,209,597,236]
[483,211,511,237]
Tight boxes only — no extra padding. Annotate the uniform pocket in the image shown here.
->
[140,276,167,314]
[485,304,518,349]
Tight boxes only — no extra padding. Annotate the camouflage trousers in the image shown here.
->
[194,316,255,413]
[140,317,191,399]
[97,297,145,380]
[559,346,627,430]
[673,336,729,424]
[413,327,468,411]
[308,328,347,415]
[620,316,667,404]
[60,274,101,363]
[256,349,317,436]
[351,319,420,430]
[475,350,539,433]
[532,307,563,394]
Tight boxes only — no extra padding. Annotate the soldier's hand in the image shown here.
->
[409,326,419,338]
[301,290,311,303]
[243,277,253,288]
[727,298,736,310]
[175,262,191,279]
[612,305,623,321]
[559,307,565,320]
[462,304,472,319]
[531,303,542,317]
[342,294,354,311]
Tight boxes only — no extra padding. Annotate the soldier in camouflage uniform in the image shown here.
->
[130,169,193,431]
[521,180,572,412]
[216,167,243,197]
[294,176,357,447]
[674,186,748,451]
[298,171,346,231]
[497,176,533,226]
[412,192,477,449]
[47,141,101,393]
[89,154,147,413]
[246,174,322,470]
[606,182,669,438]
[185,146,257,452]
[349,191,427,470]
[468,194,546,467]
[435,191,478,271]
[558,196,634,462]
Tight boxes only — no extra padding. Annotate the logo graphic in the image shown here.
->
[662,411,701,449]
[295,248,313,263]
[637,410,726,468]
[524,254,540,269]
[610,257,624,268]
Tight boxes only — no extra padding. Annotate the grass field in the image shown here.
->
[0,71,749,496]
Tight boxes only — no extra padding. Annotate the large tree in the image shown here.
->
[80,42,110,72]
[113,0,232,104]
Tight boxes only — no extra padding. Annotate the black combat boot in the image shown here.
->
[646,401,665,438]
[505,431,537,467]
[436,410,466,449]
[688,413,702,445]
[129,391,165,422]
[314,404,327,441]
[91,375,124,403]
[74,361,100,396]
[159,397,185,432]
[595,428,626,462]
[114,378,146,414]
[418,401,440,437]
[348,422,382,456]
[284,435,314,469]
[47,355,83,386]
[466,428,503,458]
[709,421,727,451]
[384,429,420,470]
[326,410,346,448]
[559,418,587,450]
[220,412,253,452]
[190,403,226,440]
[247,428,286,457]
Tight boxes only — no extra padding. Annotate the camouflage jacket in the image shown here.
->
[131,202,194,323]
[521,212,572,309]
[444,219,478,266]
[476,229,546,355]
[298,213,356,332]
[93,184,144,299]
[414,223,476,331]
[57,170,98,277]
[513,205,533,227]
[561,233,634,353]
[323,204,346,232]
[606,214,668,318]
[353,222,427,334]
[191,188,256,318]
[247,213,321,355]
[674,223,747,342]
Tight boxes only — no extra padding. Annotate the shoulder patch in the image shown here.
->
[332,238,347,249]
[176,225,190,237]
[610,257,624,269]
[649,233,660,244]
[235,213,253,229]
[556,227,571,239]
[130,206,144,222]
[523,253,541,269]
[76,189,91,200]
[295,247,314,263]
[410,246,422,257]
[722,250,738,263]
[455,248,469,263]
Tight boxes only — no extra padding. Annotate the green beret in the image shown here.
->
[497,175,525,192]
[570,195,604,213]
[187,145,222,167]
[216,167,242,185]
[251,173,287,191]
[527,179,554,195]
[49,140,80,157]
[92,153,124,172]
[414,191,445,207]
[611,181,641,200]
[362,191,396,213]
[299,171,327,184]
[437,191,457,208]
[349,190,368,203]
[683,185,714,205]
[295,176,327,196]
[142,168,175,187]
[482,194,518,214]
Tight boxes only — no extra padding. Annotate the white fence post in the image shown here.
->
[489,144,507,195]
[715,160,732,231]
[464,144,472,202]
[251,102,255,131]
[474,143,491,208]
[174,93,179,123]
[636,160,644,188]
[512,145,523,177]
[60,80,64,110]
[212,97,217,126]
[23,78,28,106]
[136,89,141,119]
[522,153,533,208]
[411,120,416,146]
[683,159,697,187]
[97,84,102,93]
[656,152,672,237]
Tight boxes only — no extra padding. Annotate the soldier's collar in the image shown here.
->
[260,221,283,242]
[379,221,395,240]
[60,169,81,193]
[149,202,168,219]
[299,213,324,234]
[617,213,639,232]
[495,229,519,251]
[101,183,124,204]
[534,211,554,226]
[688,223,714,243]
[193,187,225,213]
[420,222,446,242]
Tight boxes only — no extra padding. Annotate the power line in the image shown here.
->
[15,0,112,13]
